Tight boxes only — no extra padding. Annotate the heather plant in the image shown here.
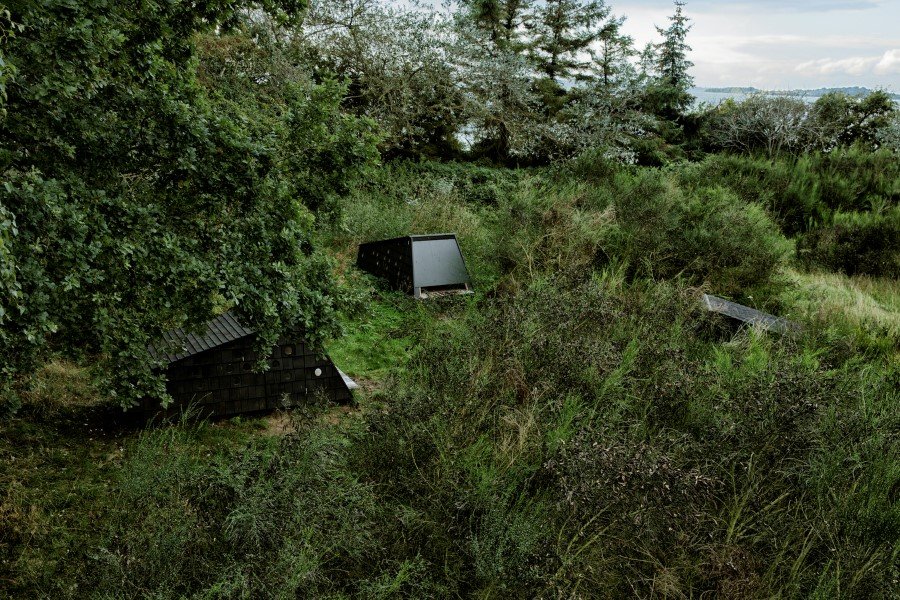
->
[798,207,900,278]
[351,272,898,597]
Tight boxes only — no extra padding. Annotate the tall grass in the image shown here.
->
[2,158,897,598]
[351,271,898,597]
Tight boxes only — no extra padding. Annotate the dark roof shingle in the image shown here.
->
[149,312,254,364]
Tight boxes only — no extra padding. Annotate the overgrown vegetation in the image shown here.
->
[3,161,898,598]
[1,0,898,597]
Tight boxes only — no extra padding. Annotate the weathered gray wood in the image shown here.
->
[337,367,359,390]
[702,294,797,334]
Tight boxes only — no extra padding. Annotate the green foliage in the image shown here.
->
[640,0,694,120]
[601,171,790,296]
[329,160,512,289]
[678,149,899,279]
[811,91,898,150]
[1,157,898,598]
[698,91,898,158]
[682,148,900,235]
[2,0,898,595]
[0,0,377,408]
[490,163,789,298]
[325,298,415,382]
[798,207,900,279]
[528,0,612,83]
[351,273,898,597]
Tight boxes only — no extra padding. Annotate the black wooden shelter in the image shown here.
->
[356,233,473,298]
[702,294,797,334]
[142,312,353,419]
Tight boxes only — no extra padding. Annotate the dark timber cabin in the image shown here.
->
[142,312,354,419]
[356,233,473,298]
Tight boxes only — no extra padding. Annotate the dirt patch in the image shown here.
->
[259,404,360,435]
[260,411,296,436]
[324,404,357,425]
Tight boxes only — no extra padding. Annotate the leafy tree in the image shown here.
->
[877,110,900,153]
[453,18,543,161]
[299,0,462,157]
[0,0,377,409]
[702,95,815,157]
[541,86,653,163]
[810,91,897,150]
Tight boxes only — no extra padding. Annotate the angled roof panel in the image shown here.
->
[149,312,255,364]
[357,233,472,297]
[702,294,796,334]
[411,236,471,289]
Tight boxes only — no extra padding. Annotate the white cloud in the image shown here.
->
[796,49,900,77]
[797,56,878,76]
[875,49,900,74]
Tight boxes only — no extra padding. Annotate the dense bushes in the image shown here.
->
[698,91,898,157]
[88,419,402,598]
[601,171,789,296]
[798,208,900,278]
[0,1,378,409]
[680,149,899,279]
[684,146,899,233]
[349,274,898,598]
[2,156,897,598]
[4,273,896,598]
[333,160,791,302]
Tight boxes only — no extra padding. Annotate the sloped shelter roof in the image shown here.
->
[702,294,796,334]
[149,312,254,363]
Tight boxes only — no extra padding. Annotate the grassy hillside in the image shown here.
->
[1,158,898,598]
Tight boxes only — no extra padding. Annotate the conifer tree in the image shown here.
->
[528,0,611,83]
[462,0,532,51]
[650,0,694,117]
[525,0,613,121]
[453,0,540,161]
[591,15,635,91]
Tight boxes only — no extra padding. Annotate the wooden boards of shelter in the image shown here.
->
[144,312,355,420]
[702,294,797,334]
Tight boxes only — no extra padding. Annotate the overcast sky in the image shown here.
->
[615,0,900,90]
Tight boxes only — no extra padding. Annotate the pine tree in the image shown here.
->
[453,0,541,161]
[461,0,533,51]
[528,0,612,83]
[651,0,694,116]
[591,15,635,91]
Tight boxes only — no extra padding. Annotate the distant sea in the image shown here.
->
[689,86,900,107]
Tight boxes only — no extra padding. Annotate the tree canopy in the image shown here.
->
[0,0,377,407]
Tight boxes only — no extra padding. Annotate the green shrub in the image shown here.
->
[77,416,399,599]
[798,207,900,278]
[351,273,898,597]
[681,148,900,236]
[603,170,790,297]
